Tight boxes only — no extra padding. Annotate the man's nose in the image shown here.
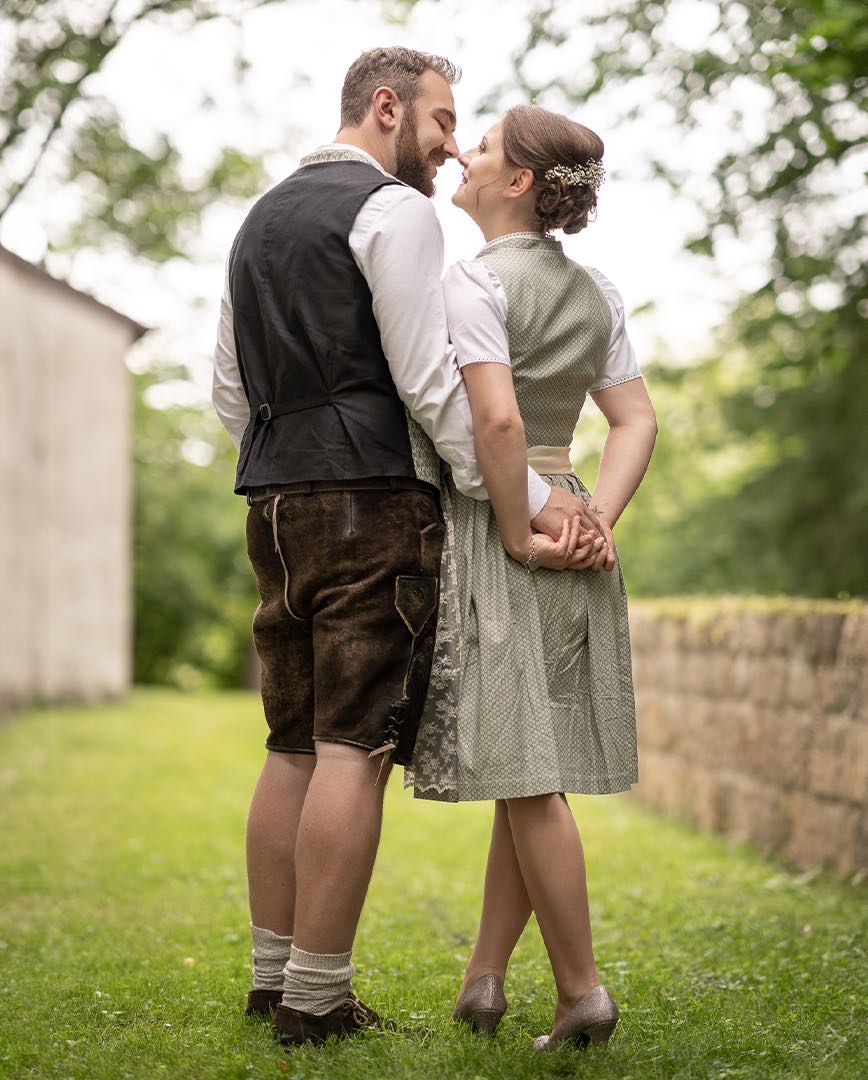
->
[443,133,460,159]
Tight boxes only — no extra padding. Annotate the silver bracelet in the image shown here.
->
[524,534,539,573]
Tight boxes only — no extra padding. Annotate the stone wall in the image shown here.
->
[0,247,143,711]
[628,599,867,874]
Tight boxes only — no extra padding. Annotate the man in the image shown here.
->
[212,46,592,1046]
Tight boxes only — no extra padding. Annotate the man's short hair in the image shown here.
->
[340,46,460,127]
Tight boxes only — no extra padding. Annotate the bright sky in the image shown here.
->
[3,0,770,407]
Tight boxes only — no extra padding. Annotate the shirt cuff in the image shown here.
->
[527,467,551,519]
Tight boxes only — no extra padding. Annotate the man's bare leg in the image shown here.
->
[291,742,392,953]
[278,742,392,1015]
[246,751,317,936]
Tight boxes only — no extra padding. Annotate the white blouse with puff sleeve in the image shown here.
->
[442,259,641,392]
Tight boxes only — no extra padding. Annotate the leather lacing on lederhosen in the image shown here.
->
[265,494,307,624]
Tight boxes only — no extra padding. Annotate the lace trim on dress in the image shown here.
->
[482,231,550,251]
[479,232,562,258]
[588,372,643,393]
[405,479,462,801]
[457,355,511,368]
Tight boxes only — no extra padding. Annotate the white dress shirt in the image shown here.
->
[212,144,552,516]
[442,257,642,391]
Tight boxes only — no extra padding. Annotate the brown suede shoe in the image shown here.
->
[273,993,381,1046]
[244,988,284,1017]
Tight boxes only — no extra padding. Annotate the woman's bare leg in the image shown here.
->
[505,793,599,1027]
[459,800,532,994]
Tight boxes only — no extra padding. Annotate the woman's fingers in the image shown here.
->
[562,532,597,570]
[577,503,601,536]
[596,521,616,572]
[590,541,609,571]
[532,522,615,573]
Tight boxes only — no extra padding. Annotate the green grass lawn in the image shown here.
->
[0,690,865,1079]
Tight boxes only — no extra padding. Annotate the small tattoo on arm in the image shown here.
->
[590,504,605,515]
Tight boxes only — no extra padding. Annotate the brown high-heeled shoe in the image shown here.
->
[452,974,507,1035]
[532,985,619,1051]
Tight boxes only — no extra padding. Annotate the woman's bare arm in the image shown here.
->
[460,362,534,561]
[588,378,657,553]
[461,362,597,569]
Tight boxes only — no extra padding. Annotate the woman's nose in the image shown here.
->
[457,151,470,167]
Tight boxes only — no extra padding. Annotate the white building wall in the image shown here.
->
[0,252,138,709]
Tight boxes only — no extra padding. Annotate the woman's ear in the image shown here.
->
[371,86,401,132]
[505,167,536,199]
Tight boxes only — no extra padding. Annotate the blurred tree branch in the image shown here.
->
[493,0,868,596]
[0,0,284,259]
[493,1,867,298]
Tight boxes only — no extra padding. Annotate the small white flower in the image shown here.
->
[544,161,606,190]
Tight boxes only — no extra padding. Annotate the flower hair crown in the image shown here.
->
[544,160,606,191]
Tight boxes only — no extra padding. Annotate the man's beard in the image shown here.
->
[394,108,434,197]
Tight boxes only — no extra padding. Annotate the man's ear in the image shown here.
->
[506,167,536,199]
[371,86,402,132]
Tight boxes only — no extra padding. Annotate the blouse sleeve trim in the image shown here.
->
[457,355,511,368]
[588,372,644,393]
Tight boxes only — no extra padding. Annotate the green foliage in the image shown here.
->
[509,0,867,597]
[582,290,868,598]
[62,109,267,262]
[132,374,256,687]
[0,0,273,260]
[1,691,866,1078]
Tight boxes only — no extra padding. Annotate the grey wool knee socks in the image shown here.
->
[250,923,293,990]
[281,945,354,1016]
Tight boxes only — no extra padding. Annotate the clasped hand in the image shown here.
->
[533,516,615,572]
[528,488,616,572]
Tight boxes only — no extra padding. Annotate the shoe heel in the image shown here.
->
[584,1019,617,1046]
[470,1008,503,1035]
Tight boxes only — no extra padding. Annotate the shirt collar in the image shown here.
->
[300,143,397,180]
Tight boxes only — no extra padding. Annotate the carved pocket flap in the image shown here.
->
[394,575,438,638]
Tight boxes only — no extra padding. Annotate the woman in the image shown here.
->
[409,105,657,1051]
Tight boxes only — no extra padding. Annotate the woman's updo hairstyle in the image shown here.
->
[501,104,605,235]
